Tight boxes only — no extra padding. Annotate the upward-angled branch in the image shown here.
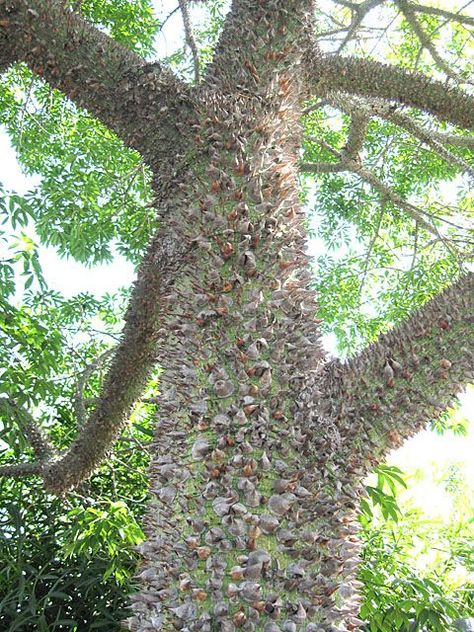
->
[0,214,192,494]
[74,348,115,428]
[309,51,474,130]
[341,112,369,160]
[205,0,315,95]
[0,0,195,162]
[320,273,474,471]
[178,0,200,83]
[336,0,383,52]
[430,130,474,149]
[300,135,439,234]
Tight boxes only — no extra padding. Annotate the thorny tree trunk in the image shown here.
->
[0,1,473,631]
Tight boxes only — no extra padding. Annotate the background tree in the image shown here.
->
[0,0,473,631]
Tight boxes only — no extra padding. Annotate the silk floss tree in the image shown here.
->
[0,0,473,630]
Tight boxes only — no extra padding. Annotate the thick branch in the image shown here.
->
[0,462,43,478]
[205,0,315,96]
[38,226,190,495]
[0,0,194,161]
[311,53,474,130]
[321,273,474,469]
[430,130,474,150]
[342,112,369,160]
[0,219,190,495]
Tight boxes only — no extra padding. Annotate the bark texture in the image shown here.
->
[1,0,473,630]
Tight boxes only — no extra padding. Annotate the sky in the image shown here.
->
[0,0,472,523]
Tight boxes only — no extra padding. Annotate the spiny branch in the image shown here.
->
[320,272,474,469]
[74,348,115,427]
[310,51,474,130]
[0,398,56,460]
[429,130,474,150]
[0,462,43,479]
[205,0,316,94]
[0,220,191,494]
[341,111,369,160]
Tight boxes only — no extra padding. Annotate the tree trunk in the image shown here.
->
[125,91,364,630]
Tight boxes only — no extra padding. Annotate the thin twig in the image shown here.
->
[396,0,467,84]
[410,221,419,271]
[408,0,474,27]
[300,136,443,237]
[329,94,474,178]
[178,0,200,84]
[158,6,180,33]
[337,0,384,52]
[359,201,386,296]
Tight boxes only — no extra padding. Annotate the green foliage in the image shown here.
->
[62,501,144,583]
[360,528,471,631]
[68,0,159,57]
[359,417,474,631]
[431,401,470,437]
[0,482,143,631]
[360,465,408,524]
[360,516,474,631]
[0,63,154,266]
[302,108,472,355]
[157,0,228,81]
